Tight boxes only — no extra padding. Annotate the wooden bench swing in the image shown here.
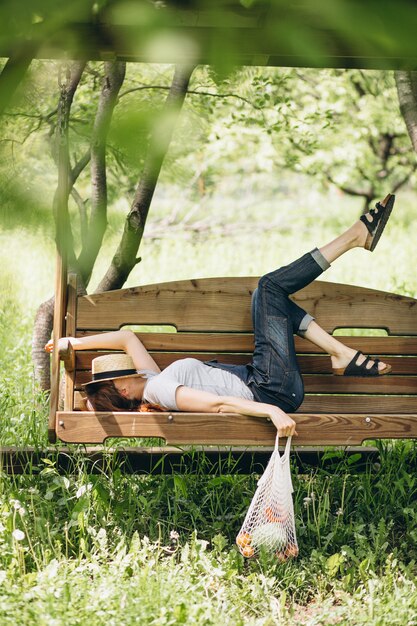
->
[49,266,417,453]
[43,1,417,461]
[1,1,416,475]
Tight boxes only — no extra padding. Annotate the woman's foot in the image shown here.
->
[355,194,395,251]
[331,347,390,376]
[317,193,395,265]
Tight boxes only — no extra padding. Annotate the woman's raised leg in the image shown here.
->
[300,197,393,373]
[250,195,393,406]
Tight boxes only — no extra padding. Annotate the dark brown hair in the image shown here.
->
[85,380,139,412]
[85,379,165,412]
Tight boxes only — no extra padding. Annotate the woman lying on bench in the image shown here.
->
[45,194,395,438]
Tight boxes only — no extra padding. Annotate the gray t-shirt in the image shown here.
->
[142,358,254,410]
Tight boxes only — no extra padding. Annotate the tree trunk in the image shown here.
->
[395,71,417,152]
[95,64,195,293]
[31,296,55,390]
[32,61,86,390]
[77,61,126,286]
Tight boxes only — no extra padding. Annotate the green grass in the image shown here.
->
[1,181,417,624]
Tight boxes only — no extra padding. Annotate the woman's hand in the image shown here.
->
[44,337,73,354]
[268,408,297,438]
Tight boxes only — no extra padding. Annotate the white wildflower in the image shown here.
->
[12,529,25,541]
[75,483,92,499]
[76,485,87,498]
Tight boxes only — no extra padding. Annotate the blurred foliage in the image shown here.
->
[1,1,417,73]
[0,1,415,268]
[0,62,414,239]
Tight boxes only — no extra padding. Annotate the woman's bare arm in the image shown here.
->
[175,385,297,438]
[44,330,161,373]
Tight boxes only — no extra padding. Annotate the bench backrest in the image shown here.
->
[65,277,417,416]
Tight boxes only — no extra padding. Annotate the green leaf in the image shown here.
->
[326,552,344,576]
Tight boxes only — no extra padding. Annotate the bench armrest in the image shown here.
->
[59,339,75,372]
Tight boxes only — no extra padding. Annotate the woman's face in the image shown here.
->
[113,377,140,401]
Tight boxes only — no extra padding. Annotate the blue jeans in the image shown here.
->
[206,248,330,412]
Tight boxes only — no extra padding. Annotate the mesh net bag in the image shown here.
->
[236,436,298,560]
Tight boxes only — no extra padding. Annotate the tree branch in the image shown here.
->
[95,64,196,293]
[70,149,91,186]
[71,187,89,248]
[77,61,126,287]
[119,84,262,111]
[391,164,417,192]
[52,62,86,265]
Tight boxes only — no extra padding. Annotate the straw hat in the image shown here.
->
[83,353,141,388]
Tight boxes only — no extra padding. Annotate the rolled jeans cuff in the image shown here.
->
[310,247,331,271]
[297,312,315,337]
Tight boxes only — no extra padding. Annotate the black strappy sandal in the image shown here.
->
[333,350,391,377]
[360,194,395,252]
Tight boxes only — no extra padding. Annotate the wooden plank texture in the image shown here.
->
[49,252,67,443]
[64,273,77,411]
[56,411,417,445]
[76,279,417,334]
[72,392,417,412]
[75,332,417,355]
[73,367,417,395]
[298,396,417,413]
[302,375,417,395]
[296,355,417,375]
[73,351,417,377]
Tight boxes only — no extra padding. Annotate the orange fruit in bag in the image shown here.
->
[265,506,287,523]
[241,545,255,558]
[284,543,299,559]
[236,531,252,548]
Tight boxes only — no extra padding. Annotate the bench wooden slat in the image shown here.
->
[75,332,417,355]
[72,391,416,413]
[76,351,417,372]
[297,355,417,375]
[76,352,417,386]
[298,396,417,413]
[303,375,417,395]
[73,367,417,394]
[76,279,417,334]
[295,336,417,355]
[56,411,417,445]
[64,273,77,411]
[304,375,417,394]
